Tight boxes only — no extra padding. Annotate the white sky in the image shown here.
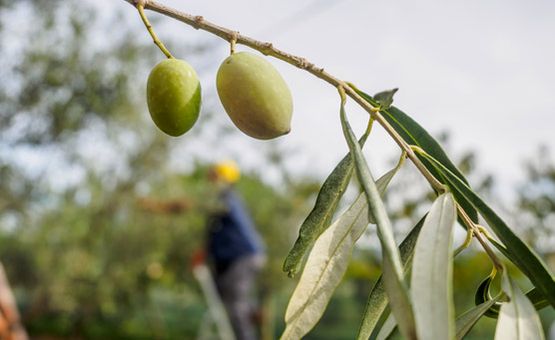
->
[107,0,555,192]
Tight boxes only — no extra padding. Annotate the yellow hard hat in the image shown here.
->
[213,160,240,183]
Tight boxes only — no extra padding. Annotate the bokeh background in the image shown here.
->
[1,0,554,338]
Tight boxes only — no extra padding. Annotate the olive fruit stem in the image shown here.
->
[230,31,238,55]
[136,1,174,59]
[125,0,444,197]
[454,227,473,257]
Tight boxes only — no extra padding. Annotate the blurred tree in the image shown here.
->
[0,1,316,338]
[516,146,555,340]
[517,146,555,260]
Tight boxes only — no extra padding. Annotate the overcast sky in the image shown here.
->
[108,0,555,193]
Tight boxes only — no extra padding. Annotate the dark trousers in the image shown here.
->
[215,254,265,340]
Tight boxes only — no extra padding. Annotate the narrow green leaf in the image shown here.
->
[381,256,415,339]
[494,273,545,340]
[475,276,549,319]
[456,298,500,340]
[417,151,555,308]
[474,275,502,318]
[281,167,401,339]
[340,95,416,340]
[349,84,479,223]
[411,193,457,340]
[368,155,405,224]
[281,192,369,339]
[475,276,493,306]
[283,129,370,277]
[375,314,397,340]
[373,88,398,110]
[358,216,425,340]
[525,288,550,311]
[481,240,550,312]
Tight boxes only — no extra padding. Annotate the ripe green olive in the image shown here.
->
[216,52,293,140]
[146,59,201,137]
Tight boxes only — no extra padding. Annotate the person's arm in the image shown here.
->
[137,186,233,215]
[195,187,230,215]
[137,197,191,214]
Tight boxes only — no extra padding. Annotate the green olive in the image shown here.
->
[216,52,293,140]
[146,59,201,137]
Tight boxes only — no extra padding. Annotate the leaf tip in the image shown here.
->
[282,256,299,278]
[373,88,399,109]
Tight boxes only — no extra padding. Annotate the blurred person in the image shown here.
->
[0,263,28,340]
[205,161,266,340]
[139,161,266,340]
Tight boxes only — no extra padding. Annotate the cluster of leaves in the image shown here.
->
[280,86,554,339]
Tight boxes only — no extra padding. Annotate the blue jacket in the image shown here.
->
[207,188,264,274]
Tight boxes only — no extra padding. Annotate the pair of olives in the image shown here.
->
[146,52,293,140]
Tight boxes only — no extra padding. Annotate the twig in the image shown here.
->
[135,1,173,59]
[457,205,504,271]
[122,0,445,193]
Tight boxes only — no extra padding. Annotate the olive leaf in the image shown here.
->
[375,314,397,340]
[456,298,500,340]
[281,165,403,339]
[474,275,502,318]
[474,274,550,320]
[349,83,479,224]
[283,122,371,277]
[340,92,416,340]
[373,88,398,110]
[416,150,555,309]
[357,216,425,340]
[281,192,369,340]
[411,193,457,340]
[494,272,545,340]
[525,287,550,311]
[473,260,549,318]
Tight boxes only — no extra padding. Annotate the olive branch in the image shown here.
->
[126,0,503,276]
[126,0,442,189]
[134,1,469,228]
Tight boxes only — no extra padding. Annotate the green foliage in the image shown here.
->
[417,150,555,308]
[358,216,425,340]
[372,88,398,110]
[283,127,370,277]
[282,164,402,339]
[349,84,479,224]
[283,83,554,339]
[340,92,416,340]
[494,273,545,340]
[411,193,457,340]
[455,298,500,340]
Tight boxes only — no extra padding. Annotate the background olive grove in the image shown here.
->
[0,1,554,339]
